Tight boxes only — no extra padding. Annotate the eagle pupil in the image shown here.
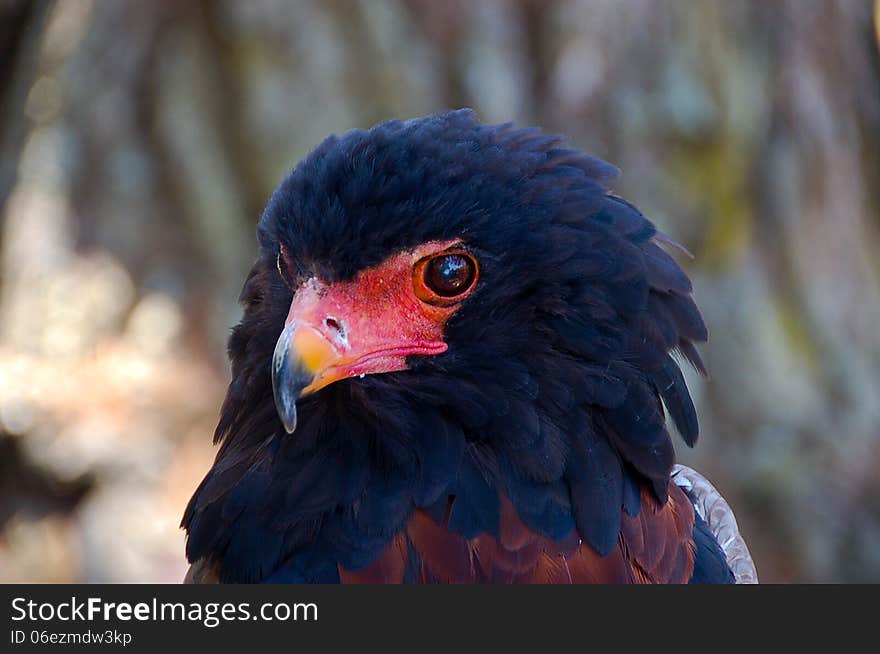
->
[425,254,474,297]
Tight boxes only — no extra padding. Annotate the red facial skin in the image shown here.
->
[283,239,475,395]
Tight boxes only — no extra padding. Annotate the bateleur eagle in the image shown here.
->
[182,109,756,584]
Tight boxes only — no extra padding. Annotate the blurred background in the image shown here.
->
[1,0,879,583]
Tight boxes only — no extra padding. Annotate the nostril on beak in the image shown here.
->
[324,316,346,343]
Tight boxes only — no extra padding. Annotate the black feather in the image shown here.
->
[688,512,736,584]
[567,427,624,556]
[651,355,700,447]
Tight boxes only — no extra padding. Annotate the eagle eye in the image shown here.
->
[414,251,478,305]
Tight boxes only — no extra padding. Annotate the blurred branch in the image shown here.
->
[0,0,53,236]
[874,0,879,53]
[514,0,554,122]
[400,0,469,108]
[199,1,269,226]
[133,3,251,363]
[321,0,400,123]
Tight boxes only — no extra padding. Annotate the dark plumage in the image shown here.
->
[182,109,735,584]
[689,513,736,584]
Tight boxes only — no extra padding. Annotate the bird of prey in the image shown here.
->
[182,109,756,584]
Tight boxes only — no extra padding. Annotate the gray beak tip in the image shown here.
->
[281,411,297,434]
[272,373,300,435]
[271,321,312,435]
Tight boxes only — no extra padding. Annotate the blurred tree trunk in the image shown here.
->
[0,0,53,237]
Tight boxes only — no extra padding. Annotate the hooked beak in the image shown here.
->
[270,275,449,434]
[271,320,338,434]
